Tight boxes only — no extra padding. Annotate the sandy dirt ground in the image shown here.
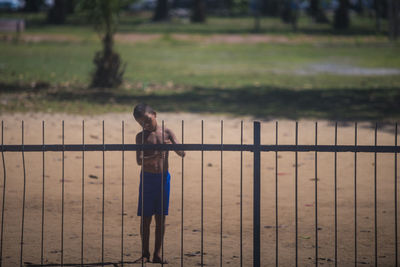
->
[0,112,399,267]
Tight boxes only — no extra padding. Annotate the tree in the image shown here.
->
[47,0,67,24]
[153,0,169,21]
[388,0,399,40]
[309,0,329,23]
[334,0,350,30]
[281,0,299,31]
[374,0,388,32]
[23,0,44,12]
[374,0,381,31]
[262,0,280,16]
[250,0,262,31]
[79,0,127,88]
[230,0,248,15]
[191,0,206,22]
[66,0,77,14]
[354,0,364,15]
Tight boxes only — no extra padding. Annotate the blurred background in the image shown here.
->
[0,0,399,121]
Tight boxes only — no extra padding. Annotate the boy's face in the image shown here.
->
[136,112,157,131]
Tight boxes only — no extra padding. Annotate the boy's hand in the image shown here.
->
[164,128,185,158]
[176,151,185,158]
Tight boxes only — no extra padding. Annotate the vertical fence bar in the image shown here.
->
[395,123,398,267]
[181,120,184,267]
[253,121,261,267]
[374,123,378,267]
[295,122,298,267]
[41,121,45,266]
[161,120,165,267]
[201,120,204,267]
[102,121,105,266]
[240,121,243,267]
[20,121,26,267]
[0,121,6,267]
[275,121,279,267]
[81,121,85,266]
[315,122,318,266]
[141,126,144,267]
[220,120,223,267]
[121,121,125,267]
[354,122,358,267]
[61,121,65,267]
[334,122,338,267]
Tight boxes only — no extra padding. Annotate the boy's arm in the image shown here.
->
[135,133,143,165]
[166,128,185,158]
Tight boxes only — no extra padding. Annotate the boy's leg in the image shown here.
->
[140,216,152,260]
[153,214,167,263]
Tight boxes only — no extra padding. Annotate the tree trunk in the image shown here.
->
[153,0,169,21]
[91,32,125,88]
[191,0,206,22]
[262,0,280,16]
[334,0,350,29]
[375,0,381,32]
[396,0,400,39]
[388,0,393,38]
[310,0,319,17]
[388,0,399,40]
[47,0,67,24]
[24,0,44,12]
[309,0,329,23]
[66,0,76,14]
[254,11,260,32]
[281,0,298,31]
[225,0,233,12]
[355,0,364,15]
[251,0,261,31]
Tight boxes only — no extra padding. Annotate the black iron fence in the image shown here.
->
[0,120,399,267]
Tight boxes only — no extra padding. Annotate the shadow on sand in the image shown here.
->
[36,85,400,121]
[1,82,399,121]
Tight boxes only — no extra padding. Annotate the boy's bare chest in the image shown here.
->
[143,131,168,144]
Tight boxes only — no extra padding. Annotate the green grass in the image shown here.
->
[1,40,399,89]
[0,42,98,84]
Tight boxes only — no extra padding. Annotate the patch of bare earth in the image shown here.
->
[173,33,290,44]
[115,33,161,43]
[163,34,387,44]
[1,32,388,44]
[1,33,81,43]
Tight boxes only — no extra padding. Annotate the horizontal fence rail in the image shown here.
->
[0,120,399,267]
[1,144,400,153]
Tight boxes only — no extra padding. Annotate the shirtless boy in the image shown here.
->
[133,103,185,263]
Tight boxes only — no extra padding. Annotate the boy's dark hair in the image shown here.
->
[133,103,155,119]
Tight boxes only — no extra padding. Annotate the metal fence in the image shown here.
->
[0,120,399,267]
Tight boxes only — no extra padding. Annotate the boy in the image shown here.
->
[133,103,185,263]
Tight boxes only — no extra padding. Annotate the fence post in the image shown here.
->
[253,121,261,267]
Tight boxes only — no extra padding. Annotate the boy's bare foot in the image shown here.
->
[133,254,150,263]
[152,255,168,264]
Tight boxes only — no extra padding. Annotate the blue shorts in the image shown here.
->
[137,171,170,216]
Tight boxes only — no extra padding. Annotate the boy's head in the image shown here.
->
[133,103,157,131]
